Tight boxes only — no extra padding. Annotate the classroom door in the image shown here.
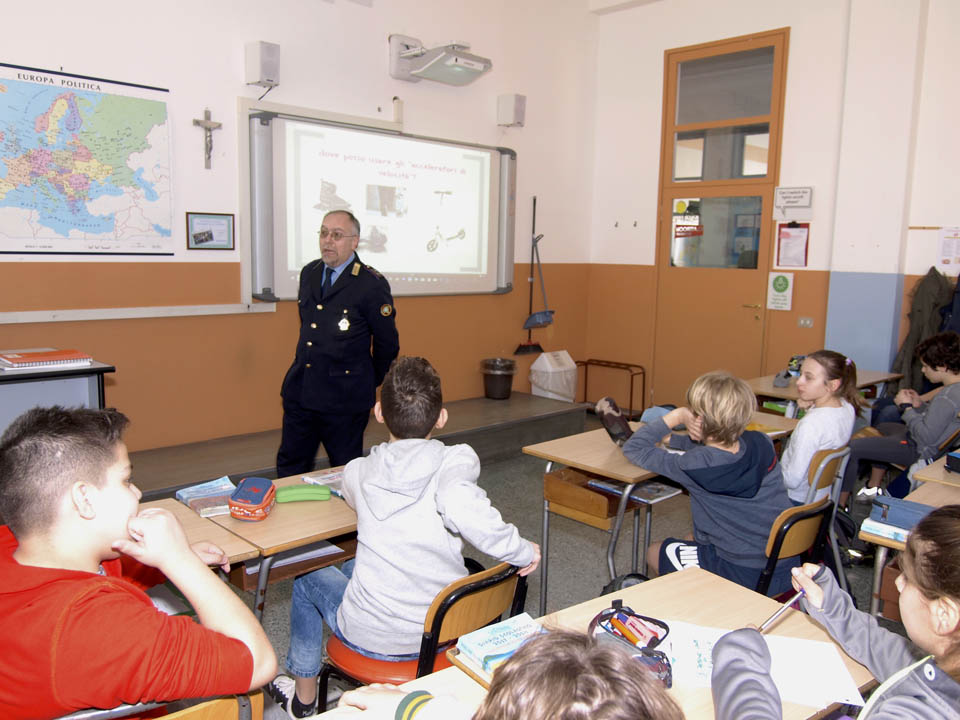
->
[651,189,771,406]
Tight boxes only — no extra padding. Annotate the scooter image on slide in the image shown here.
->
[426,226,466,252]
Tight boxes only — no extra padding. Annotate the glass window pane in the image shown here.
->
[676,47,774,125]
[670,196,762,268]
[672,124,769,181]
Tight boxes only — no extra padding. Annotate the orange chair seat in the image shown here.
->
[325,635,453,686]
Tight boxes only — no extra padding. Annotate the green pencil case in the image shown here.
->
[276,485,332,503]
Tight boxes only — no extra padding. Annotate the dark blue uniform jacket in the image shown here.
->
[281,255,399,415]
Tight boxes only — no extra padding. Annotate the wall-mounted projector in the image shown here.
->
[389,34,492,86]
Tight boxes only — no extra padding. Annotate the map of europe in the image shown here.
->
[0,65,173,254]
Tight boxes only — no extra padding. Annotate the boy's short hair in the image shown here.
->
[916,331,960,374]
[686,371,755,447]
[0,406,129,537]
[379,356,442,439]
[474,630,684,720]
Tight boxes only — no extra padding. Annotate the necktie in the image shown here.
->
[322,267,333,298]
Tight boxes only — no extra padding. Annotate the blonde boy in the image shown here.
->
[622,371,796,594]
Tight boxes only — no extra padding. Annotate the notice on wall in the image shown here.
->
[938,227,960,267]
[776,223,809,268]
[767,272,794,311]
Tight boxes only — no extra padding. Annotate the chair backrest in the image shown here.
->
[756,497,833,595]
[417,562,526,676]
[938,420,960,453]
[58,693,260,720]
[804,447,850,504]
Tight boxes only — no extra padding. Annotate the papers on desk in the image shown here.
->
[664,619,863,708]
[243,540,343,575]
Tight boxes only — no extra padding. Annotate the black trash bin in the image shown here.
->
[481,358,516,400]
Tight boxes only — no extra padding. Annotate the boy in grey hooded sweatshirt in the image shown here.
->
[267,356,539,718]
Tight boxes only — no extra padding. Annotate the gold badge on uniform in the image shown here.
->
[380,304,393,317]
[338,317,350,331]
[351,262,361,276]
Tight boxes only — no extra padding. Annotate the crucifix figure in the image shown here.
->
[192,108,222,169]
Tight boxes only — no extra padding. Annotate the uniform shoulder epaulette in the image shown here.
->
[364,264,384,279]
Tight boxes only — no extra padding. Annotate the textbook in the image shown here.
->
[586,478,682,505]
[0,348,92,370]
[175,475,237,516]
[860,517,909,543]
[455,612,543,676]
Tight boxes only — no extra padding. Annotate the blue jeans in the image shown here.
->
[286,559,417,677]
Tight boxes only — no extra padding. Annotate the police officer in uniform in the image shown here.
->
[276,210,400,476]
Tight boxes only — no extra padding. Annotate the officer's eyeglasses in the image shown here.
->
[319,227,358,241]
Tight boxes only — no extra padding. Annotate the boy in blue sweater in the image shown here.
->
[623,371,796,595]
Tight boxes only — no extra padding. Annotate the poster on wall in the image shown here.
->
[938,227,960,268]
[767,271,794,311]
[776,222,809,268]
[0,63,173,255]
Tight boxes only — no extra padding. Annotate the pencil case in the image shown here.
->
[276,485,331,503]
[869,496,933,530]
[229,477,276,521]
[588,599,672,687]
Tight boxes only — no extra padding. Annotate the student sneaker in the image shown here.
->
[854,485,884,505]
[266,675,318,719]
[596,396,633,447]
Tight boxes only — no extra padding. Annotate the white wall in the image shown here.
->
[906,0,960,277]
[2,0,599,266]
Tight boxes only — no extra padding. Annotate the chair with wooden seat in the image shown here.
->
[756,496,833,597]
[58,691,262,720]
[317,561,527,707]
[803,447,851,592]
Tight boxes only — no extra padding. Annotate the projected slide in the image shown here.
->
[277,119,498,296]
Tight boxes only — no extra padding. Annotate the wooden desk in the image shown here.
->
[320,569,869,720]
[911,455,960,488]
[523,412,798,615]
[748,370,902,418]
[139,498,259,564]
[209,474,358,620]
[859,480,960,615]
[543,568,873,720]
[316,666,487,718]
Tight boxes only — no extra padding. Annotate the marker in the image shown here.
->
[758,564,825,633]
[609,616,642,646]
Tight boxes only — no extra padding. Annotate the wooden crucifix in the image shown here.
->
[192,108,222,169]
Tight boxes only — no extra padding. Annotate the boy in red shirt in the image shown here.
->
[0,406,277,719]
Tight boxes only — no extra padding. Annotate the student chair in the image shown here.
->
[57,692,262,720]
[317,561,528,707]
[757,497,833,597]
[804,447,852,593]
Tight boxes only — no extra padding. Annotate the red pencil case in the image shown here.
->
[228,477,276,521]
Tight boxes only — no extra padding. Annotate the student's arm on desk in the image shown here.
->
[711,628,783,720]
[622,412,697,485]
[113,508,278,689]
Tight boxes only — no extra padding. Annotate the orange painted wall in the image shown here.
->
[0,257,841,451]
[1,262,590,451]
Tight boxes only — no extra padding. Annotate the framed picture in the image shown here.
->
[186,212,235,250]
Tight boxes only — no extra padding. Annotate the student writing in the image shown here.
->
[711,505,960,719]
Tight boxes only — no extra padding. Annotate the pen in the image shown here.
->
[758,564,825,633]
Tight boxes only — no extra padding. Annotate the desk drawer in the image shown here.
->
[544,467,642,520]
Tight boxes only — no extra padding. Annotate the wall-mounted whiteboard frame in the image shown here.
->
[238,97,516,302]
